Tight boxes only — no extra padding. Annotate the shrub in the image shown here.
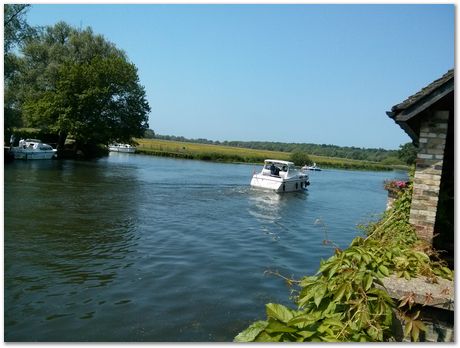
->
[290,151,312,166]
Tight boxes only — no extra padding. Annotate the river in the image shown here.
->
[4,153,407,341]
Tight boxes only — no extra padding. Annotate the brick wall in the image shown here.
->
[409,111,449,242]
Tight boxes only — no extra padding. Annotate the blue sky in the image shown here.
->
[25,4,454,150]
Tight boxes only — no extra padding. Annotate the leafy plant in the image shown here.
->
[235,183,453,342]
[290,151,312,166]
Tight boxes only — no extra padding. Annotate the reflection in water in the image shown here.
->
[247,189,309,241]
[5,159,140,340]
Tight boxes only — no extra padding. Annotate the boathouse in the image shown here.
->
[387,69,454,261]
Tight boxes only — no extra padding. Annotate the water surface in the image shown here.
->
[4,154,406,341]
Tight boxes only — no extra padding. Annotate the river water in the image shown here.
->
[4,153,407,341]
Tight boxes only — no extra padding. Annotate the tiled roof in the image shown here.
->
[390,69,454,114]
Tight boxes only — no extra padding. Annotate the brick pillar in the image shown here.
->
[409,111,449,243]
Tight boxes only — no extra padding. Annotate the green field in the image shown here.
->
[135,138,400,171]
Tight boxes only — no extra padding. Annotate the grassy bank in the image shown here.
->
[135,138,401,171]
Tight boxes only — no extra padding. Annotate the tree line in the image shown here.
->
[151,133,417,165]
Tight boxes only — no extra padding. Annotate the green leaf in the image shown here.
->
[403,270,411,280]
[234,320,268,342]
[299,275,318,287]
[366,326,379,340]
[318,260,332,274]
[350,236,364,246]
[364,274,373,291]
[266,303,294,323]
[362,253,371,264]
[265,320,298,334]
[378,265,390,277]
[333,283,347,302]
[314,283,327,307]
[254,331,283,342]
[298,330,316,339]
[322,318,344,328]
[288,313,321,327]
[321,335,340,342]
[404,320,413,339]
[441,266,452,275]
[327,262,341,279]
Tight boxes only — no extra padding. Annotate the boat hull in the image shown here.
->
[10,149,57,160]
[108,145,136,153]
[250,174,309,193]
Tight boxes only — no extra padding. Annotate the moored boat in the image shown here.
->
[9,139,57,160]
[302,162,322,171]
[251,159,310,193]
[108,143,136,153]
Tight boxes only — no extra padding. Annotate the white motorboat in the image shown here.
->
[108,143,136,153]
[251,159,310,193]
[10,139,57,160]
[301,162,322,171]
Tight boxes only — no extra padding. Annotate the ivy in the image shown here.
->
[235,183,453,342]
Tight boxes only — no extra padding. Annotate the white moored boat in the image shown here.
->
[10,139,57,160]
[301,162,322,171]
[108,143,136,153]
[251,159,310,193]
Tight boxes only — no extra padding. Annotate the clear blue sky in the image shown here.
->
[25,4,454,150]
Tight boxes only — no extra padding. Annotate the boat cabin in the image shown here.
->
[262,160,296,178]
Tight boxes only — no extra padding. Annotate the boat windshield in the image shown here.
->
[38,144,53,150]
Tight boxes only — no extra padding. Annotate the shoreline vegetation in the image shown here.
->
[135,138,408,172]
[6,128,408,171]
[234,183,453,342]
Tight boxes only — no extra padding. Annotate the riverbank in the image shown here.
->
[235,184,454,342]
[135,138,406,171]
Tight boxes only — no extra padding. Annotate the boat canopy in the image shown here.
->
[264,159,295,166]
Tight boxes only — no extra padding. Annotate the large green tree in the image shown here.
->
[17,22,150,150]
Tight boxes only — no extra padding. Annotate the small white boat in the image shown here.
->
[302,162,322,171]
[108,143,136,153]
[10,139,57,160]
[251,159,310,193]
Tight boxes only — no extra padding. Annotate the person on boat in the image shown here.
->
[271,163,280,176]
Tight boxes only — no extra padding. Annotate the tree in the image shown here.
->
[143,129,156,138]
[398,142,417,165]
[290,151,312,166]
[4,4,34,130]
[16,22,150,153]
[4,4,33,53]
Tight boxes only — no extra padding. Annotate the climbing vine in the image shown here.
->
[234,183,453,342]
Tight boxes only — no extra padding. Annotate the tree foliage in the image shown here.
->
[398,142,417,165]
[4,4,33,53]
[290,151,312,166]
[4,4,35,130]
[15,22,150,148]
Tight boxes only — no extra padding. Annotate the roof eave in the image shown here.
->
[392,79,454,123]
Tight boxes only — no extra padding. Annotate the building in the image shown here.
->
[387,69,454,262]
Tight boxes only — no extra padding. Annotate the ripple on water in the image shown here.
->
[4,156,404,341]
